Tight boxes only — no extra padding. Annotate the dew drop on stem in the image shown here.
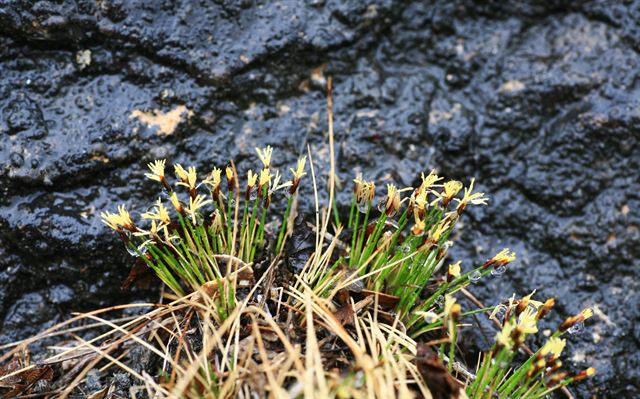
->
[569,322,584,335]
[491,264,507,276]
[423,311,438,323]
[468,270,482,282]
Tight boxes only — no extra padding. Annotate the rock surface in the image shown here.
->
[1,0,639,396]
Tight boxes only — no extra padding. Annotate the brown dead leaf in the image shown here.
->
[0,357,54,398]
[415,344,463,399]
[358,289,400,310]
[88,384,114,399]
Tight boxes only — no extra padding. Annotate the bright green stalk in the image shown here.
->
[353,201,371,266]
[347,195,356,228]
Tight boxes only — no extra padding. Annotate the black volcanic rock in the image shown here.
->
[1,1,639,396]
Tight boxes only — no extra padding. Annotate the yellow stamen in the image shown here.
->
[259,168,271,188]
[420,170,443,191]
[385,184,400,215]
[186,195,212,224]
[174,164,188,181]
[448,261,461,278]
[142,198,171,224]
[176,166,197,190]
[443,180,463,200]
[255,145,274,168]
[247,169,258,188]
[455,178,488,212]
[541,337,566,358]
[145,159,166,181]
[291,156,307,180]
[169,192,182,213]
[203,167,222,191]
[517,307,539,334]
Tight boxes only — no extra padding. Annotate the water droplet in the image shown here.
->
[423,311,439,323]
[468,271,482,282]
[435,295,445,307]
[171,237,182,246]
[401,244,412,254]
[568,322,584,335]
[126,246,139,257]
[377,201,386,213]
[491,264,507,276]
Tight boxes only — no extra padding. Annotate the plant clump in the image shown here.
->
[1,86,595,399]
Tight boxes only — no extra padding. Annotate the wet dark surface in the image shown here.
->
[1,1,639,397]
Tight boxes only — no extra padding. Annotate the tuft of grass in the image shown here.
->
[1,79,595,399]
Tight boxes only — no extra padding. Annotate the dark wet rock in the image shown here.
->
[1,0,639,396]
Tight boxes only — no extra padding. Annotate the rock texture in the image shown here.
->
[1,1,639,396]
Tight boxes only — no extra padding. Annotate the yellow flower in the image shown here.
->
[496,320,516,349]
[100,210,123,231]
[429,219,451,242]
[174,164,189,181]
[573,367,596,382]
[536,297,556,320]
[420,170,443,191]
[255,145,274,168]
[247,169,258,188]
[444,295,457,316]
[559,307,593,332]
[357,181,375,204]
[541,337,566,358]
[455,178,488,212]
[100,205,134,231]
[291,156,307,180]
[203,167,222,191]
[411,217,426,236]
[414,187,429,212]
[517,290,543,315]
[384,184,400,216]
[517,307,539,335]
[581,308,594,320]
[259,168,271,188]
[448,261,461,279]
[270,170,292,194]
[142,198,171,224]
[117,205,133,228]
[484,248,516,268]
[169,192,183,213]
[145,159,166,182]
[186,194,212,224]
[442,180,463,200]
[177,166,197,190]
[226,165,234,181]
[133,220,164,239]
